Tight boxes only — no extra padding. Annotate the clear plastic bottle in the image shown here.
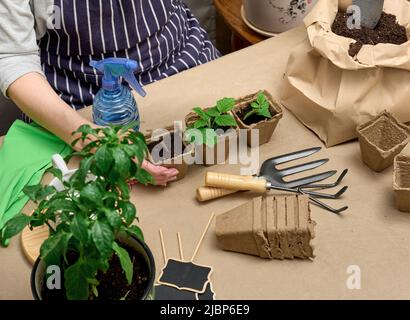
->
[90,58,146,131]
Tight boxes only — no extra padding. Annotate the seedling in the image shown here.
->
[243,91,272,121]
[186,97,238,146]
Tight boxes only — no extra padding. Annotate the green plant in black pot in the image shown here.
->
[0,123,156,300]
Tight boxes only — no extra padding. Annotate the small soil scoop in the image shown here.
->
[232,90,283,147]
[357,111,410,172]
[352,0,384,29]
[393,155,410,213]
[144,122,194,181]
[215,194,316,260]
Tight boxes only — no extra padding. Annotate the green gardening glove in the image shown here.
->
[0,120,72,239]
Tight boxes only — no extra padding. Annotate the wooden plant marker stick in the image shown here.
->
[159,228,167,264]
[191,212,215,262]
[177,232,184,261]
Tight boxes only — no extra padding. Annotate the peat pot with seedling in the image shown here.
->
[185,98,239,166]
[232,90,283,147]
[0,124,156,300]
[145,123,194,181]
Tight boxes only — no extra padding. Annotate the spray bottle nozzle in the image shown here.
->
[90,58,146,97]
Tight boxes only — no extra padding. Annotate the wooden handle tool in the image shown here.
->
[205,172,267,193]
[196,186,239,202]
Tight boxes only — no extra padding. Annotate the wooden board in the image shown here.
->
[21,225,49,265]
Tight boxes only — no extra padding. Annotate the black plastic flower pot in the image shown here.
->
[31,235,156,300]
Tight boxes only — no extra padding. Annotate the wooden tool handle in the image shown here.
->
[196,187,238,202]
[205,172,267,193]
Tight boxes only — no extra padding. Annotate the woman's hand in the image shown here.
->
[141,160,179,186]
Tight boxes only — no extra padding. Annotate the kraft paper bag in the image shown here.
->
[281,0,410,147]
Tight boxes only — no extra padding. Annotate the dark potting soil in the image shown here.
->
[331,12,408,57]
[147,132,184,162]
[95,246,149,300]
[237,105,277,126]
[41,246,150,301]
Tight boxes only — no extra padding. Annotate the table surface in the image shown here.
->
[2,26,410,300]
[213,0,266,45]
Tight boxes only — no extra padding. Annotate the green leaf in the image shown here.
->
[1,214,31,242]
[117,179,130,200]
[121,143,139,157]
[112,148,130,178]
[80,183,103,206]
[91,221,114,257]
[70,156,93,188]
[47,198,77,215]
[73,124,93,136]
[64,260,89,300]
[126,225,144,242]
[126,131,148,151]
[251,102,260,110]
[256,92,266,103]
[195,128,218,147]
[122,143,146,166]
[194,119,208,129]
[120,202,137,226]
[40,231,72,266]
[104,209,122,230]
[216,97,235,113]
[118,120,139,134]
[95,144,113,174]
[205,107,220,117]
[214,114,238,127]
[46,168,63,182]
[257,107,272,119]
[112,242,133,285]
[23,185,56,202]
[135,168,154,186]
[70,214,89,243]
[192,107,209,121]
[187,127,215,146]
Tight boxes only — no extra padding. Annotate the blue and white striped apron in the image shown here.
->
[35,0,220,114]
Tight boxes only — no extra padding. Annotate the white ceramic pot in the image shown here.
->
[243,0,318,34]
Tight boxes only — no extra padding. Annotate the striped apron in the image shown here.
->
[35,0,220,115]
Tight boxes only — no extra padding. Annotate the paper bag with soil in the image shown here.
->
[215,195,315,260]
[281,0,410,147]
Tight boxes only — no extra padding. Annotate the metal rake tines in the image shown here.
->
[298,188,349,215]
[298,169,350,199]
[259,147,337,188]
[300,169,349,190]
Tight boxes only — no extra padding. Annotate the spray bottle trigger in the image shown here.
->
[124,71,147,98]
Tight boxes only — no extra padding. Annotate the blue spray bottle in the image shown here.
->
[90,58,146,131]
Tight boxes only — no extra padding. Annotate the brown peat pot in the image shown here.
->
[357,111,410,172]
[215,194,315,260]
[232,90,283,147]
[393,155,410,213]
[185,109,238,167]
[145,123,194,181]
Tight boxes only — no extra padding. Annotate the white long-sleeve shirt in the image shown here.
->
[0,0,54,96]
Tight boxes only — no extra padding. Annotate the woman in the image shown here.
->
[0,0,220,185]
